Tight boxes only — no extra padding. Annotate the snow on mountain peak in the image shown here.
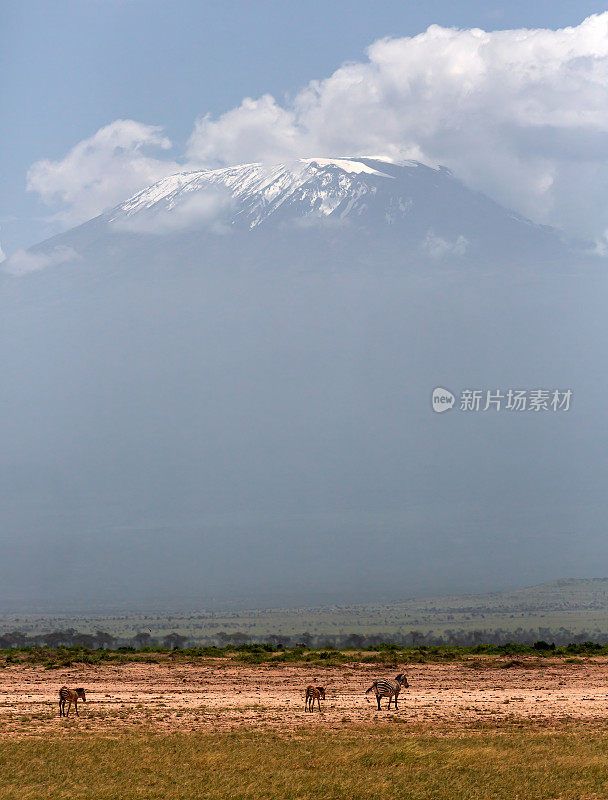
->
[108,157,424,231]
[99,155,565,263]
[298,157,393,176]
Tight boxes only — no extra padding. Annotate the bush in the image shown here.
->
[236,643,275,653]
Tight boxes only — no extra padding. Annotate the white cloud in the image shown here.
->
[27,120,180,226]
[184,13,608,241]
[2,246,78,277]
[112,187,233,234]
[0,243,5,264]
[421,231,468,259]
[25,15,608,242]
[187,95,303,168]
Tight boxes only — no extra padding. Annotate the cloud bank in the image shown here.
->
[421,231,469,260]
[112,187,233,235]
[1,245,78,276]
[26,14,608,243]
[27,121,179,226]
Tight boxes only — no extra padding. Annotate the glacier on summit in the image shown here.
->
[111,158,399,229]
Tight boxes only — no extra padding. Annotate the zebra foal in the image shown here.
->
[59,686,86,717]
[304,685,325,711]
[365,673,408,710]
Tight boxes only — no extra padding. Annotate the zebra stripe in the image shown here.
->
[59,686,86,717]
[365,673,408,710]
[304,685,325,712]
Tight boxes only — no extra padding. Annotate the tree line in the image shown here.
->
[2,625,608,650]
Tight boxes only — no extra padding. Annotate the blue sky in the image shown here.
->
[1,0,606,253]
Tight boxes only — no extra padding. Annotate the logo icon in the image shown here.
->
[431,387,455,413]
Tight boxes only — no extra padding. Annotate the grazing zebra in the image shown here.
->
[304,685,326,712]
[365,673,408,710]
[59,686,86,717]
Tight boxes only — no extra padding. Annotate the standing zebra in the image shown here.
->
[365,673,408,710]
[304,685,325,712]
[59,686,86,717]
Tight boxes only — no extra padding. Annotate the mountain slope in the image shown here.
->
[0,157,605,609]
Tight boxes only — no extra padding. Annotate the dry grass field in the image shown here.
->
[5,729,608,800]
[3,655,608,798]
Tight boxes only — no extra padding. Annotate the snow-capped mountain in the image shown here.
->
[5,156,574,280]
[111,158,396,229]
[99,156,566,264]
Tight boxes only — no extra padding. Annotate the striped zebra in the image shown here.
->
[364,673,408,710]
[59,686,86,717]
[304,685,325,712]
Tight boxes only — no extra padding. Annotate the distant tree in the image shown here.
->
[94,631,115,650]
[72,633,97,648]
[133,632,152,649]
[317,635,338,648]
[42,631,67,648]
[343,633,364,648]
[163,632,188,649]
[48,628,78,647]
[444,630,459,646]
[410,630,425,647]
[2,631,29,648]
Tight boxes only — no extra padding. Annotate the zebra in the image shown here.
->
[59,686,86,717]
[304,685,326,712]
[364,673,408,710]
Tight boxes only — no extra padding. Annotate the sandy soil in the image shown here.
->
[2,657,608,737]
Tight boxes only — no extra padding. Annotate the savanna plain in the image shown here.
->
[3,648,608,799]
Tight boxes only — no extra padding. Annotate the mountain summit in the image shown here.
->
[111,157,402,230]
[5,156,573,280]
[100,156,565,264]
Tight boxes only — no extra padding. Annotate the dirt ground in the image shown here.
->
[2,656,608,737]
